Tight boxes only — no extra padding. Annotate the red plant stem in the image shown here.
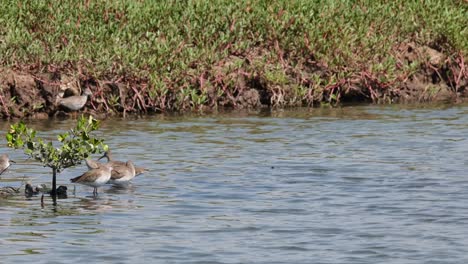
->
[456,54,465,87]
[0,92,10,117]
[130,85,147,112]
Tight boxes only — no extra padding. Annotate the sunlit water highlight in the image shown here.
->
[1,105,468,263]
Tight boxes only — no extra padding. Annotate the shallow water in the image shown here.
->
[1,105,468,263]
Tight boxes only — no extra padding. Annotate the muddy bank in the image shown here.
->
[0,43,466,119]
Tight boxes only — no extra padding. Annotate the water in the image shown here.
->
[1,105,468,263]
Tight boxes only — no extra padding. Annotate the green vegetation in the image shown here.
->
[6,116,107,202]
[0,0,466,113]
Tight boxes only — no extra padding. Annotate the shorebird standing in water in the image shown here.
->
[86,150,146,181]
[86,157,136,185]
[0,154,15,175]
[98,151,137,185]
[70,163,113,196]
[57,87,92,112]
[108,160,136,185]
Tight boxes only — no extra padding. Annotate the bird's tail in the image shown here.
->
[70,175,81,183]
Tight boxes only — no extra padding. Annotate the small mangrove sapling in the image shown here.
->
[6,116,108,204]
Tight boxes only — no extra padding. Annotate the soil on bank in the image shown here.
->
[0,42,466,119]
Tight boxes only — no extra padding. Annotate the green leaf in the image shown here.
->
[6,133,13,143]
[17,137,24,147]
[57,132,69,142]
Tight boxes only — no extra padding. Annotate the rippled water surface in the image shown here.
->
[1,105,468,263]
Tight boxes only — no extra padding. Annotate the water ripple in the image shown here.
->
[1,106,468,263]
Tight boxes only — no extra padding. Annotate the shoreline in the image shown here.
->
[0,42,466,119]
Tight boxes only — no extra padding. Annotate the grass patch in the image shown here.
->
[0,0,466,114]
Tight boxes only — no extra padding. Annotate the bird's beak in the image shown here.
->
[10,160,16,163]
[97,154,106,161]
